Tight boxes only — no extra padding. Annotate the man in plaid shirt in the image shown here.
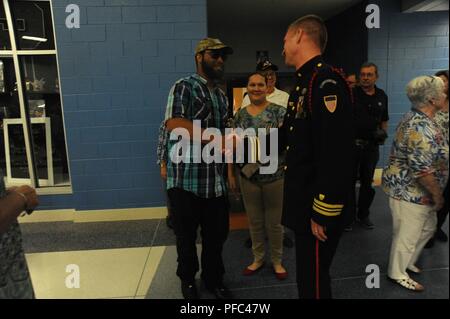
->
[163,38,233,300]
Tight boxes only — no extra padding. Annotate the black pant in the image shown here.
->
[437,181,449,230]
[167,188,229,288]
[295,228,342,299]
[355,143,379,219]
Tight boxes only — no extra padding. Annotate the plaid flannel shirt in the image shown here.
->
[164,74,229,198]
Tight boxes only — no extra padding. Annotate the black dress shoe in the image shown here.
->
[181,281,199,299]
[358,217,375,229]
[283,234,294,248]
[207,285,233,299]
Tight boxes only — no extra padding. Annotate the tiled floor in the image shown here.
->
[27,247,157,299]
[20,188,449,299]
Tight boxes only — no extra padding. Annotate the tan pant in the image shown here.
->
[388,197,437,280]
[239,176,284,265]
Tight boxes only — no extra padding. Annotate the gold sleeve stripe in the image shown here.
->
[313,203,342,213]
[313,205,341,217]
[313,199,344,209]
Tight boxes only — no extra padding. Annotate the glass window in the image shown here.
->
[1,0,70,189]
[0,57,29,183]
[0,1,11,50]
[21,55,69,186]
[11,1,55,50]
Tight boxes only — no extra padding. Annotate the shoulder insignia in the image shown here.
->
[324,95,337,113]
[319,79,337,89]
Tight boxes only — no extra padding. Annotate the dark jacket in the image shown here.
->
[279,55,355,234]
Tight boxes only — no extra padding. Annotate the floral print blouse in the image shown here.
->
[382,109,449,205]
[233,103,286,183]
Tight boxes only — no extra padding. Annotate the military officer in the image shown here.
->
[239,15,355,299]
[280,15,355,299]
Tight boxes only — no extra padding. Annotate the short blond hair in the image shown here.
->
[289,15,328,52]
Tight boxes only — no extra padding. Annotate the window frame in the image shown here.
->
[0,0,72,194]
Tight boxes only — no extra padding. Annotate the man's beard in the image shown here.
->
[202,59,224,80]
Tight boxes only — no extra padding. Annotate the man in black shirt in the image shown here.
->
[352,62,389,230]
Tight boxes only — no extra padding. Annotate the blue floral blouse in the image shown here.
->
[382,110,449,205]
[233,103,286,183]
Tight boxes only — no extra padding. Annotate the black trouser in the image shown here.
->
[167,188,229,288]
[295,228,342,299]
[355,143,379,220]
[437,181,449,231]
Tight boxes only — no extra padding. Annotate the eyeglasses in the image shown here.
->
[205,51,228,61]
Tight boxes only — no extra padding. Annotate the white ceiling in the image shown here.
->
[207,0,364,24]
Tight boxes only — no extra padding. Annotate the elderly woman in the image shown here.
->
[382,75,448,291]
[228,72,287,280]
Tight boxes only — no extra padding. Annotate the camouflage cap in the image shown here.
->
[195,38,233,55]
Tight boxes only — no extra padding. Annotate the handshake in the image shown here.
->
[216,130,242,158]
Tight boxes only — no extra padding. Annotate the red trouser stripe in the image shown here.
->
[315,239,320,299]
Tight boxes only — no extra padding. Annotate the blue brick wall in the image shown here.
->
[368,0,449,167]
[41,0,206,210]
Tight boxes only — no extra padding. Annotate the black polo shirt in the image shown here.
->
[353,85,389,140]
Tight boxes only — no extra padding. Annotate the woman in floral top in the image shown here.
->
[382,75,448,291]
[427,70,449,246]
[228,73,287,279]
